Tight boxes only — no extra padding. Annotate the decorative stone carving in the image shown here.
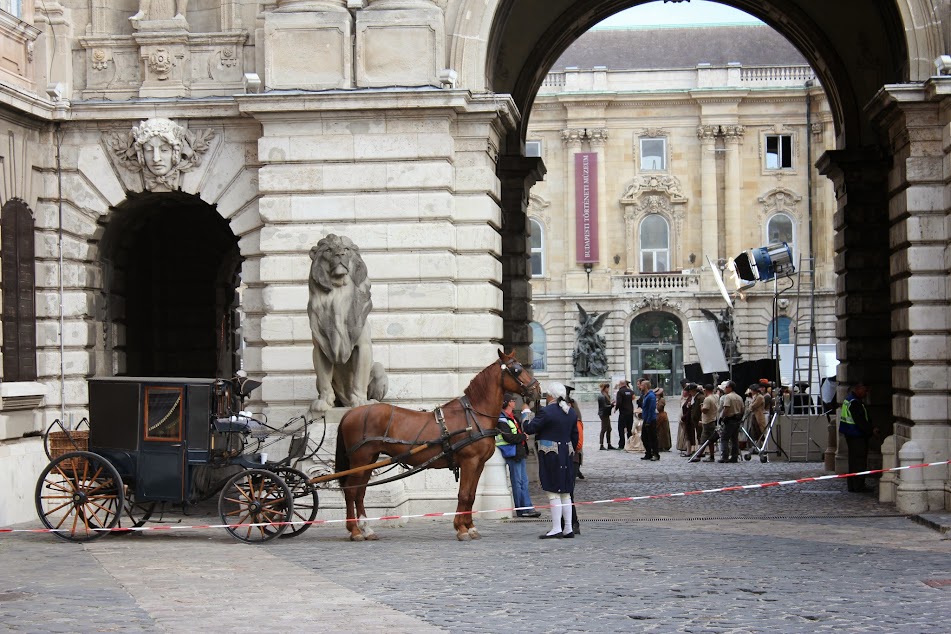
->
[562,128,585,146]
[759,187,802,216]
[722,124,746,141]
[631,295,683,312]
[91,49,110,71]
[620,174,686,202]
[588,128,608,146]
[307,234,388,412]
[131,0,188,21]
[108,118,215,192]
[637,127,668,138]
[148,48,175,79]
[697,124,719,140]
[527,194,551,229]
[572,303,611,377]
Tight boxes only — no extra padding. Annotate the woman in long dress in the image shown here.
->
[522,382,579,539]
[654,388,672,451]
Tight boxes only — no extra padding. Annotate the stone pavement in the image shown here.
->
[2,401,950,632]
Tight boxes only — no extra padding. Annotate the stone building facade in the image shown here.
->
[524,25,837,393]
[0,1,949,523]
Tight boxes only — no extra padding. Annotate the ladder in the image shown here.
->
[787,256,822,460]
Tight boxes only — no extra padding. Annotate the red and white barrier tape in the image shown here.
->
[3,459,949,536]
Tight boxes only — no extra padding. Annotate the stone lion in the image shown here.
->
[308,234,387,412]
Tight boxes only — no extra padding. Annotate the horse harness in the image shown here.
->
[342,358,538,486]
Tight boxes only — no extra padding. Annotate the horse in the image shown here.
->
[334,349,539,541]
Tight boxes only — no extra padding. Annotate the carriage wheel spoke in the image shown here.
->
[42,499,74,517]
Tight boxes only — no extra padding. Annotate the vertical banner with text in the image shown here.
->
[575,152,599,264]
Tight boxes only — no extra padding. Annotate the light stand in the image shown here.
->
[754,275,791,463]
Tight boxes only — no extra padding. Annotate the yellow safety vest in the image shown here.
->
[838,397,867,437]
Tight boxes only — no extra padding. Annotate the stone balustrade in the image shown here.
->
[740,65,816,84]
[614,273,700,292]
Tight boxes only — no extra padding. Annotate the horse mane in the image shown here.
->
[462,361,502,410]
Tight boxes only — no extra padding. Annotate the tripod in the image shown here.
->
[751,410,788,463]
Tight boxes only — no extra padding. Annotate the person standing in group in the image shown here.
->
[749,384,767,442]
[496,394,541,518]
[718,381,745,463]
[597,382,615,450]
[639,379,659,461]
[614,380,635,450]
[690,384,703,456]
[654,387,672,452]
[691,383,719,462]
[522,383,579,539]
[677,383,696,456]
[839,382,876,492]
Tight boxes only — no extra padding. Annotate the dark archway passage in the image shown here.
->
[98,192,241,378]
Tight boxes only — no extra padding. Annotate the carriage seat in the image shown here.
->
[214,414,265,436]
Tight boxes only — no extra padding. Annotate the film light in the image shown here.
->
[732,242,795,283]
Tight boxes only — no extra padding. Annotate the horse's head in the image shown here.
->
[497,349,540,400]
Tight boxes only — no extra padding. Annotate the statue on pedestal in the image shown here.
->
[131,0,188,21]
[308,234,388,412]
[572,303,611,377]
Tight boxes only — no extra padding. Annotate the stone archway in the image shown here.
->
[98,192,241,378]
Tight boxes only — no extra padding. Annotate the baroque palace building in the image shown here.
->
[523,24,837,393]
[0,1,949,524]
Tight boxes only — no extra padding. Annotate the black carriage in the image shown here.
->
[35,376,318,543]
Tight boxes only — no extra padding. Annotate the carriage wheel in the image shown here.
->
[269,466,319,538]
[218,469,293,543]
[35,451,124,542]
[111,490,156,535]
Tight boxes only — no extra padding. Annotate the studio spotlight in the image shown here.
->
[732,242,795,283]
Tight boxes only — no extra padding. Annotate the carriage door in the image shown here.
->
[138,385,186,501]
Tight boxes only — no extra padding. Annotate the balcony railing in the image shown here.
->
[740,65,815,83]
[541,72,566,87]
[616,273,700,292]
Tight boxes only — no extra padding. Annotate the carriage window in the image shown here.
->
[144,386,184,441]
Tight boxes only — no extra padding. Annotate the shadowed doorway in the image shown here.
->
[98,191,241,378]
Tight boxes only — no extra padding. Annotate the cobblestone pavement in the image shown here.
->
[2,402,950,633]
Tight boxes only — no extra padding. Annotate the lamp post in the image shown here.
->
[583,262,593,293]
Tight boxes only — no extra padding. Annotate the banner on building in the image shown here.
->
[575,152,599,264]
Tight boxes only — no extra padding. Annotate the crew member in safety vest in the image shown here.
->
[839,382,875,492]
[496,394,541,517]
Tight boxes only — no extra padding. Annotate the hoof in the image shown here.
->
[456,532,471,542]
[467,527,482,540]
[364,532,379,541]
[349,533,365,542]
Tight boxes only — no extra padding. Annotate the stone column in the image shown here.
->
[816,148,892,479]
[722,124,744,258]
[697,124,719,264]
[869,82,951,511]
[498,154,546,364]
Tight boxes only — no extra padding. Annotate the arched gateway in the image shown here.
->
[0,1,948,524]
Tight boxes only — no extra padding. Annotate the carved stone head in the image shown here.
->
[131,118,188,190]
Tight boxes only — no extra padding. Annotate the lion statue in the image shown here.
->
[308,234,387,412]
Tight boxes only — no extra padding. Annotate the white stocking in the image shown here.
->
[561,493,574,535]
[546,493,562,536]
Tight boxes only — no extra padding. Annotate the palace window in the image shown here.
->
[530,322,547,372]
[639,214,670,273]
[766,212,796,258]
[529,218,545,277]
[0,0,21,18]
[525,140,542,157]
[765,134,793,169]
[639,137,666,171]
[1,199,37,381]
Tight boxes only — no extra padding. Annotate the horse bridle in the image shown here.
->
[501,358,539,398]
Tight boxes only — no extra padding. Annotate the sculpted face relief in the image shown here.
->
[142,137,174,176]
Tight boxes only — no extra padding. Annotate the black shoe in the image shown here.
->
[608,445,615,450]
[641,455,652,460]
[561,532,574,538]
[728,458,738,463]
[576,472,585,480]
[599,446,606,451]
[518,511,541,518]
[718,458,728,463]
[540,532,562,539]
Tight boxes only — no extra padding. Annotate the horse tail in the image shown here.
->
[335,418,351,476]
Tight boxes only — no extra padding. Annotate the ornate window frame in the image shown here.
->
[759,126,799,176]
[635,128,670,173]
[638,214,671,273]
[758,187,802,259]
[619,175,687,273]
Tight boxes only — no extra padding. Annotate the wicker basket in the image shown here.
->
[48,430,89,473]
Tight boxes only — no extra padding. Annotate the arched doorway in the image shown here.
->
[98,191,241,378]
[630,312,683,393]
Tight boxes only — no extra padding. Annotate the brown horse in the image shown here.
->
[334,350,538,541]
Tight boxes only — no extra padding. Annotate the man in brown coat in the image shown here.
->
[749,384,766,440]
